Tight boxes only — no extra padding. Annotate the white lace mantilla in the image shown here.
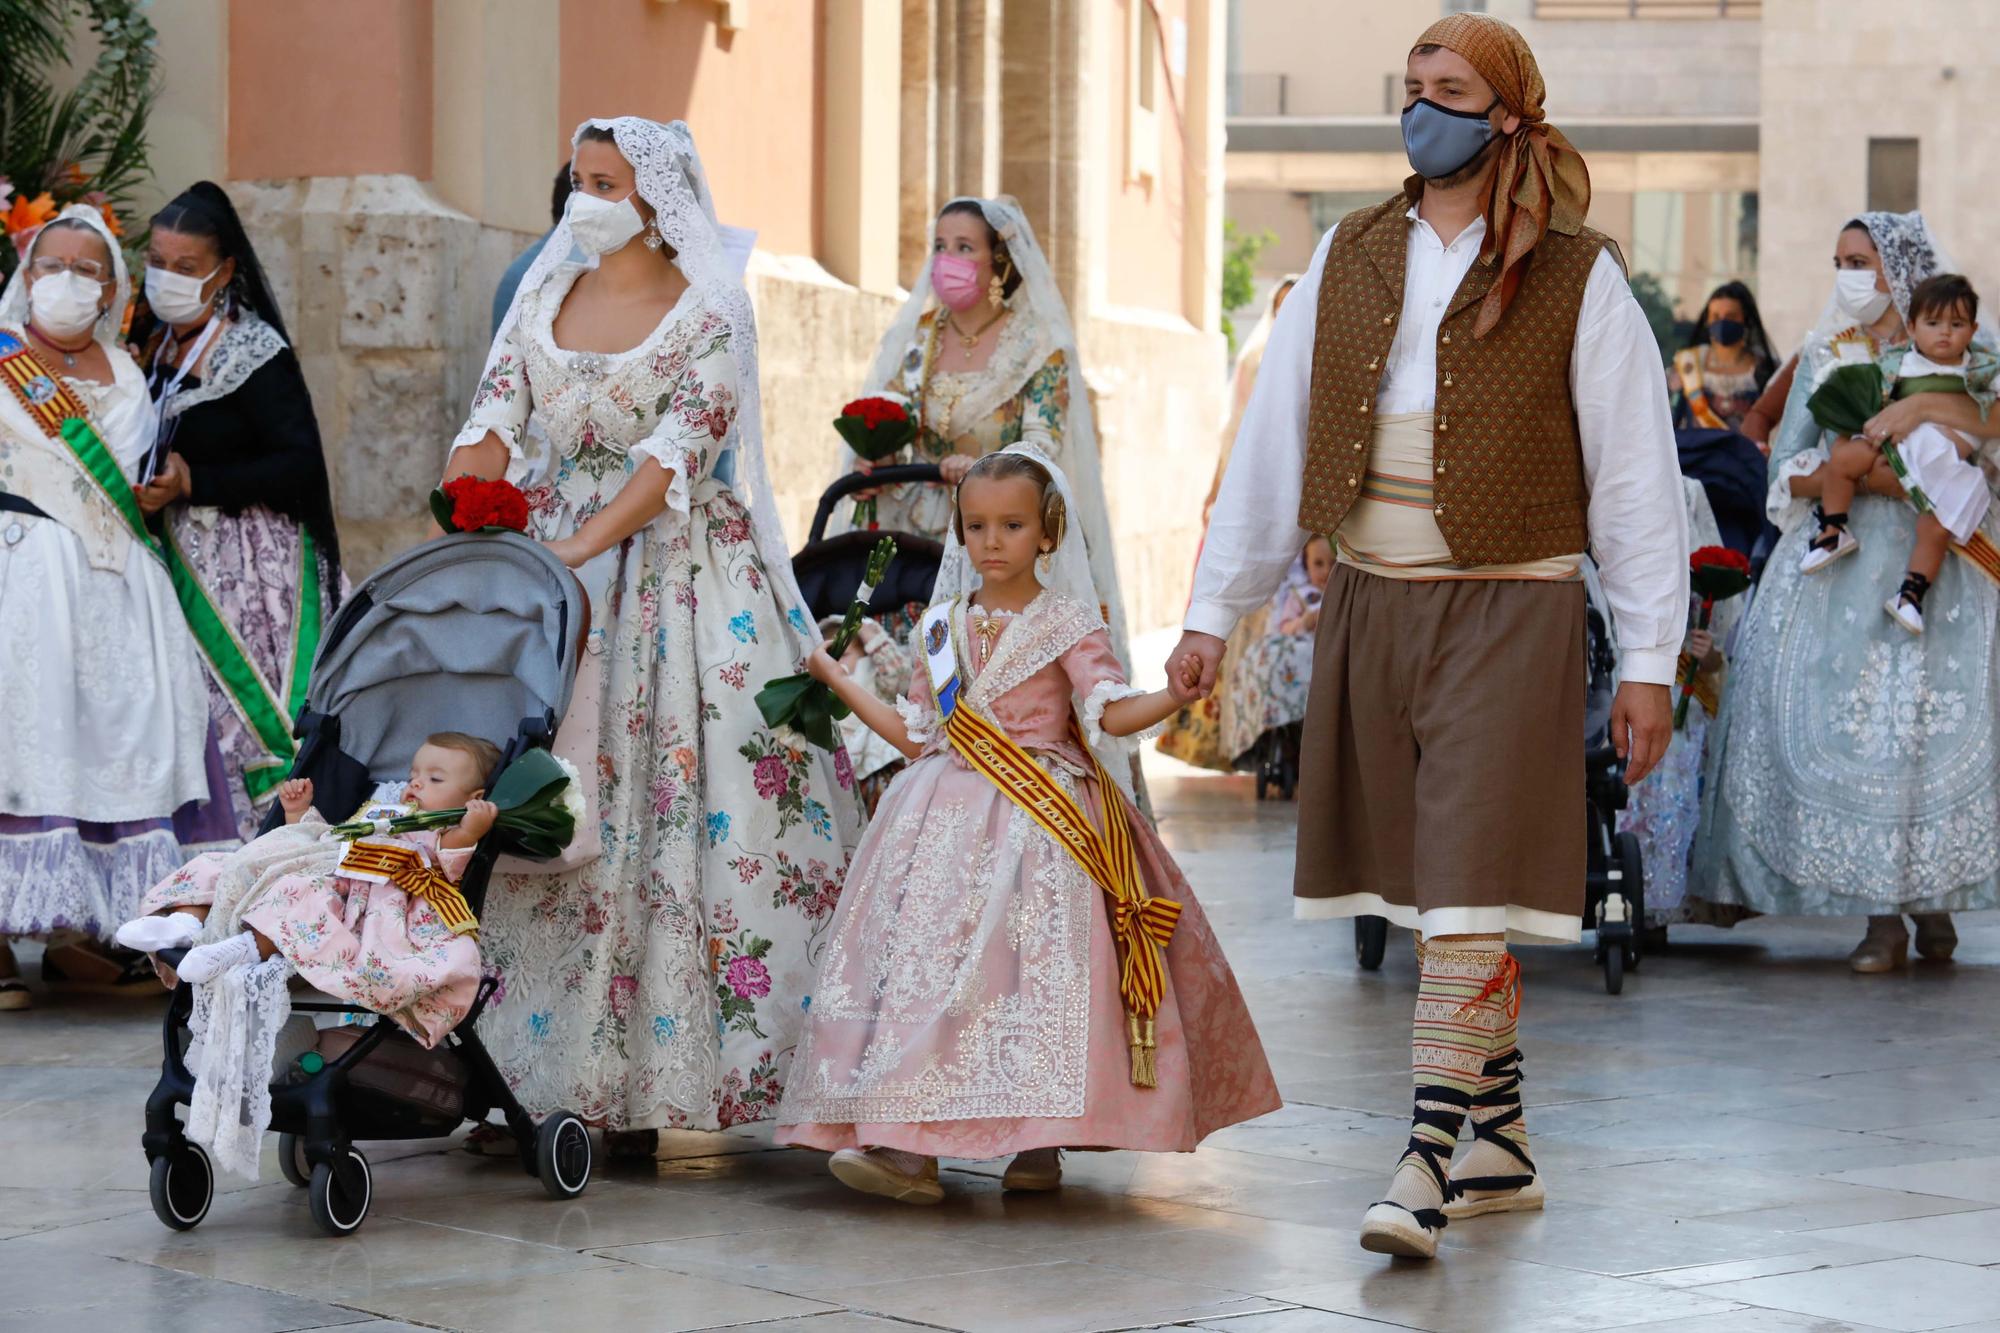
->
[165,314,287,418]
[187,952,296,1180]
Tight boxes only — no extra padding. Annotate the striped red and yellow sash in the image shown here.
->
[939,695,1180,1085]
[337,840,478,937]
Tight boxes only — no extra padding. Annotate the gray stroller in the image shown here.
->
[145,532,595,1236]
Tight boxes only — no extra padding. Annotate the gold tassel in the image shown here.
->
[1127,1013,1158,1088]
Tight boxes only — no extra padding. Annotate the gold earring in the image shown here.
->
[989,270,1005,309]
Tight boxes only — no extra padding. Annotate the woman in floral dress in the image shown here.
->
[443,118,857,1151]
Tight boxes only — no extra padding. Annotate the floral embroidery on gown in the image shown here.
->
[776,592,1279,1157]
[453,268,857,1130]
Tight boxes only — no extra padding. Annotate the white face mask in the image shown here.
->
[567,191,646,258]
[145,264,222,325]
[1836,268,1892,324]
[28,271,105,340]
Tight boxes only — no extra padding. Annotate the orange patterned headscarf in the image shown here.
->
[1412,14,1591,338]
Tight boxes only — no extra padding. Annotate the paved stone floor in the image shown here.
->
[8,758,2000,1332]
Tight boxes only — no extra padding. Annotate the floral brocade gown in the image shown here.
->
[455,270,858,1130]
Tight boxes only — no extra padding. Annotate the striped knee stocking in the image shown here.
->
[1448,964,1537,1202]
[1377,937,1513,1230]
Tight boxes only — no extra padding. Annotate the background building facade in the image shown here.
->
[143,0,1229,634]
[1225,0,1998,370]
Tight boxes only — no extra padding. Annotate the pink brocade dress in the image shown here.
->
[140,819,483,1047]
[775,594,1279,1159]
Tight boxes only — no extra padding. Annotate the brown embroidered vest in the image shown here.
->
[1299,189,1614,566]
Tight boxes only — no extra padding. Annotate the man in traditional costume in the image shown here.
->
[1170,14,1686,1260]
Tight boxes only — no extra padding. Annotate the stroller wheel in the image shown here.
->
[148,1141,213,1231]
[536,1112,593,1200]
[277,1133,310,1189]
[1603,944,1625,995]
[308,1147,372,1236]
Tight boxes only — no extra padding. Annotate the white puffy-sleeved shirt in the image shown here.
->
[1189,211,1690,686]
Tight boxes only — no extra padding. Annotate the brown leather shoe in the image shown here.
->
[1911,913,1958,962]
[1849,915,1909,974]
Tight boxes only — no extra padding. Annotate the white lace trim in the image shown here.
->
[963,592,1101,714]
[1081,679,1152,751]
[0,824,189,936]
[187,952,295,1180]
[165,315,287,417]
[1769,443,1829,532]
[895,695,933,745]
[629,436,697,520]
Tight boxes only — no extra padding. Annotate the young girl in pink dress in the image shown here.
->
[775,446,1279,1203]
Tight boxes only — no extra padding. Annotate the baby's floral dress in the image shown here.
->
[452,269,858,1130]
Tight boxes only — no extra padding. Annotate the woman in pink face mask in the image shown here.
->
[831,197,1132,691]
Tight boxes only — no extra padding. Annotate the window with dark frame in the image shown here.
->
[1867,138,1920,214]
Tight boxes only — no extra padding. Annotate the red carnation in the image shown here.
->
[435,476,531,534]
[1674,544,1754,730]
[1690,545,1751,577]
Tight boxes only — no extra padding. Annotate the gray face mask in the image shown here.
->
[1401,96,1500,181]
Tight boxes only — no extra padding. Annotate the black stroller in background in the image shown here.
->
[145,533,596,1236]
[1352,573,1643,995]
[791,463,948,628]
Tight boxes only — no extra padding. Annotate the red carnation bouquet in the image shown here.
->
[1673,545,1753,730]
[431,475,531,535]
[835,392,918,529]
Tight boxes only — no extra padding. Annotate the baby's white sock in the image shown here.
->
[177,930,262,984]
[114,911,204,953]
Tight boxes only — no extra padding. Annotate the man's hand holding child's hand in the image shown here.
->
[1168,656,1208,705]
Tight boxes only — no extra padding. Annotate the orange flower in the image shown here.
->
[3,191,56,237]
[94,200,123,237]
[60,161,86,188]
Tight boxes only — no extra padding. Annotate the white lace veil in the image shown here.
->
[1805,211,1997,357]
[494,117,813,648]
[0,203,132,344]
[933,442,1140,801]
[933,442,1097,612]
[862,196,1130,663]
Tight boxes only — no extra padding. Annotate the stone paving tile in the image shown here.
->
[813,1259,1283,1333]
[376,1261,840,1332]
[0,1243,369,1332]
[1798,1207,2000,1266]
[1694,1256,2000,1332]
[1627,1246,1899,1291]
[1826,1155,2000,1205]
[1180,1311,1412,1332]
[1268,1251,1749,1332]
[598,1219,1038,1295]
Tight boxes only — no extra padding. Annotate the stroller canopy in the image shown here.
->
[306,533,583,780]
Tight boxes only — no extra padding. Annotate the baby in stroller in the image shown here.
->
[117,733,496,1037]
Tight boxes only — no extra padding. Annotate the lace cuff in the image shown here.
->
[896,696,935,745]
[1768,445,1828,532]
[1082,680,1152,750]
[435,843,475,883]
[629,438,698,519]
